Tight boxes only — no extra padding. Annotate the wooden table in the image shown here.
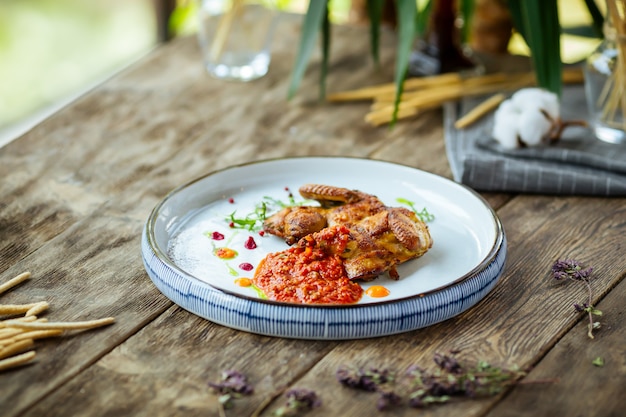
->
[2,14,625,417]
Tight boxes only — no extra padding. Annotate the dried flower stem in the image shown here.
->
[250,388,287,417]
[551,259,600,339]
[336,353,544,411]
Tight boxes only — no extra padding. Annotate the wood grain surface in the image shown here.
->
[1,13,624,417]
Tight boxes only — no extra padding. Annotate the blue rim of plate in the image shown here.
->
[141,156,507,340]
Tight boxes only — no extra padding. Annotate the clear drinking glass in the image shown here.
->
[197,0,277,82]
[583,0,626,144]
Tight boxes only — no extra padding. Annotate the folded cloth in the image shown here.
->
[444,85,626,196]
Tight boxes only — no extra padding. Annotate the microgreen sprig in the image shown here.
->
[396,197,435,223]
[551,259,601,339]
[226,189,313,232]
[227,202,268,231]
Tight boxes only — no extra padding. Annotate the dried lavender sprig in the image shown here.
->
[551,259,601,339]
[336,353,532,411]
[273,388,321,416]
[405,355,527,408]
[336,366,401,410]
[208,370,254,411]
[336,366,394,392]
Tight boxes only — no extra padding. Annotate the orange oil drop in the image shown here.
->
[235,277,253,287]
[365,285,390,298]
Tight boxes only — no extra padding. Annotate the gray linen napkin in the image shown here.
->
[444,85,626,196]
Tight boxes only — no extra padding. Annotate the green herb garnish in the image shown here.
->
[226,190,313,231]
[396,197,435,223]
[227,202,268,231]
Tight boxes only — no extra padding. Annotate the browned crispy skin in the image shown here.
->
[262,206,327,245]
[263,184,433,281]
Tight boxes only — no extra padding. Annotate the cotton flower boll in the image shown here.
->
[511,88,560,120]
[492,99,520,149]
[491,88,564,148]
[518,107,553,146]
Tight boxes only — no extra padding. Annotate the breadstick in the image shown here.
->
[0,330,62,347]
[0,315,38,328]
[25,301,49,317]
[454,93,507,129]
[328,72,462,102]
[365,106,421,127]
[0,339,34,360]
[0,271,31,295]
[13,329,63,342]
[0,303,41,316]
[0,328,23,340]
[4,317,116,331]
[0,350,36,372]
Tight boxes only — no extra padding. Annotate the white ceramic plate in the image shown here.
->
[142,157,506,339]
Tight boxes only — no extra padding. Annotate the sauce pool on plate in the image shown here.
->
[253,226,363,304]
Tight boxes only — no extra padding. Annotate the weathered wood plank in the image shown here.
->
[245,196,624,416]
[14,193,625,417]
[369,108,514,209]
[488,272,626,417]
[0,210,171,416]
[0,20,402,275]
[0,16,461,416]
[23,305,339,417]
[2,10,622,417]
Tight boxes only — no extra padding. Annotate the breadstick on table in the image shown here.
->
[0,350,36,372]
[12,329,63,343]
[328,72,462,102]
[0,271,31,295]
[454,93,507,129]
[25,301,49,317]
[0,329,62,347]
[0,327,23,340]
[4,317,116,331]
[0,339,34,360]
[0,315,38,328]
[0,303,41,315]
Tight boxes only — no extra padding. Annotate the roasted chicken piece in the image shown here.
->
[263,184,433,281]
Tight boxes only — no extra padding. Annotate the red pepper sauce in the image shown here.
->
[253,226,363,304]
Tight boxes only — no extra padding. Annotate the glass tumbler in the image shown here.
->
[583,0,626,144]
[198,0,277,82]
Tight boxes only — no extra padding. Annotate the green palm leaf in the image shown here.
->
[392,0,417,124]
[288,1,328,99]
[320,2,330,100]
[367,0,384,66]
[509,0,562,96]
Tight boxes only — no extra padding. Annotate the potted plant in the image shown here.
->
[288,0,604,122]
